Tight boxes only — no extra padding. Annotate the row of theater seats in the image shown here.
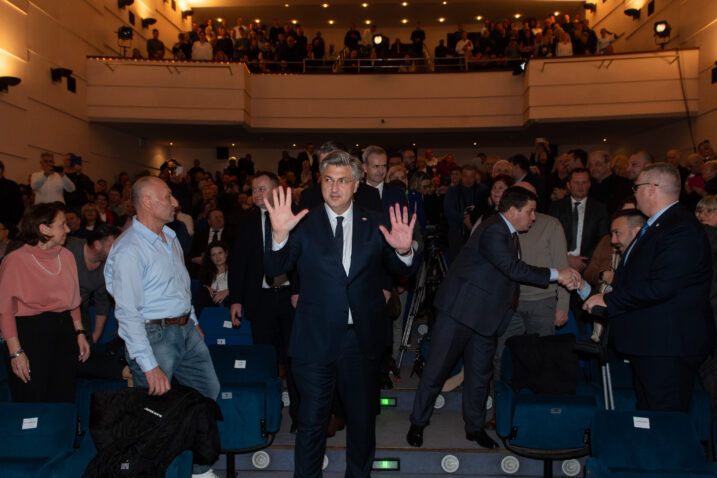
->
[494,313,714,478]
[0,306,282,477]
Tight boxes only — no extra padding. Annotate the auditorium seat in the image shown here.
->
[199,306,253,346]
[209,344,283,476]
[586,410,717,477]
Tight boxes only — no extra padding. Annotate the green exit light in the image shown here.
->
[372,458,400,471]
[380,397,397,407]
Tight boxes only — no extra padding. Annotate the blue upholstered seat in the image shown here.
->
[199,307,253,346]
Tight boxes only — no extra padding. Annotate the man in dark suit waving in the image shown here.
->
[408,186,581,449]
[584,163,715,412]
[265,150,418,478]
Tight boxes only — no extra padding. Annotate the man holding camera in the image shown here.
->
[30,152,76,204]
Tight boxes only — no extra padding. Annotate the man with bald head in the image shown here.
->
[105,176,221,478]
[584,163,714,412]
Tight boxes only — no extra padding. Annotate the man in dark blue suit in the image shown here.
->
[265,151,418,478]
[362,145,408,213]
[584,163,715,412]
[407,186,581,448]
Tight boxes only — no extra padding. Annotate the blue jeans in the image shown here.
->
[127,320,220,474]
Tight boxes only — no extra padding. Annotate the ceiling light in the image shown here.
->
[401,18,408,23]
[475,15,482,20]
[292,143,296,147]
[654,20,671,36]
[328,19,334,24]
[365,19,371,24]
[473,142,477,146]
[362,3,368,7]
[231,143,235,147]
[513,13,521,19]
[141,17,157,28]
[169,141,173,146]
[401,1,408,5]
[217,18,223,23]
[284,3,289,6]
[442,1,447,4]
[603,138,607,142]
[438,17,445,22]
[624,7,640,19]
[291,19,298,24]
[553,11,560,16]
[322,3,329,7]
[254,18,261,23]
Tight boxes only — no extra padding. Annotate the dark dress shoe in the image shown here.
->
[406,424,424,447]
[466,430,499,449]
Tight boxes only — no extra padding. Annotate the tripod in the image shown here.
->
[396,229,448,376]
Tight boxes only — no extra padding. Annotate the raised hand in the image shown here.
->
[264,186,308,244]
[378,204,417,254]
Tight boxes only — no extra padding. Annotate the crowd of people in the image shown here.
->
[0,136,715,476]
[131,11,618,73]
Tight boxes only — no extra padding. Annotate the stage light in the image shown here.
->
[624,7,640,19]
[654,21,670,37]
[181,10,193,19]
[141,17,157,28]
[0,76,21,93]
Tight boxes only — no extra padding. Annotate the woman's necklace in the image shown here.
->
[31,252,62,276]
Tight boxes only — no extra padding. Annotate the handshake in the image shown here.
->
[557,267,583,291]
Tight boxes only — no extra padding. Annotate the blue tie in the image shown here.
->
[638,223,649,238]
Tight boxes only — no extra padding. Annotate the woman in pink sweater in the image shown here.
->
[0,202,90,402]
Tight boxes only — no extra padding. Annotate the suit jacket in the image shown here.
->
[589,173,632,215]
[606,203,715,357]
[190,226,235,259]
[434,214,550,336]
[298,182,382,213]
[264,204,418,363]
[228,209,293,317]
[297,151,319,174]
[379,182,408,214]
[549,196,609,259]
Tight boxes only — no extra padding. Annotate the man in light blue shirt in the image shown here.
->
[105,176,220,478]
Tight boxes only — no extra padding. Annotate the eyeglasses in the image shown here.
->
[322,176,355,186]
[632,182,658,192]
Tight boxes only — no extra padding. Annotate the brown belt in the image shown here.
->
[145,315,189,326]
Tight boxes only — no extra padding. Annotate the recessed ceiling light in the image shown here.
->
[254,18,261,23]
[362,2,368,7]
[401,1,408,5]
[169,141,173,146]
[322,3,329,7]
[475,15,483,20]
[355,143,360,147]
[217,18,223,23]
[328,19,334,24]
[284,3,289,6]
[365,19,371,24]
[442,1,446,4]
[473,142,477,146]
[438,17,445,22]
[401,18,408,23]
[514,13,521,19]
[291,19,298,24]
[603,137,607,142]
[412,142,416,146]
[553,11,560,16]
[231,143,235,147]
[292,143,296,147]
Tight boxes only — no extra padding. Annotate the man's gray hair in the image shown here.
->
[320,150,364,181]
[362,145,387,164]
[641,162,681,197]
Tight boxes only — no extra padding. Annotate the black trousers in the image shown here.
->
[411,311,501,433]
[630,354,706,412]
[248,287,299,421]
[4,311,78,402]
[292,327,380,478]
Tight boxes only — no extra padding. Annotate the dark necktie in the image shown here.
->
[264,211,274,286]
[570,201,581,251]
[210,230,218,243]
[511,232,520,310]
[623,223,649,264]
[335,216,344,260]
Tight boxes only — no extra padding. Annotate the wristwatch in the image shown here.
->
[75,329,90,339]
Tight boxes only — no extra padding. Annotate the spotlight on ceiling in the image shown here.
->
[118,26,134,40]
[583,2,596,12]
[51,68,73,82]
[141,17,157,28]
[624,7,640,19]
[181,10,194,19]
[117,0,134,8]
[0,76,21,93]
[654,20,671,49]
